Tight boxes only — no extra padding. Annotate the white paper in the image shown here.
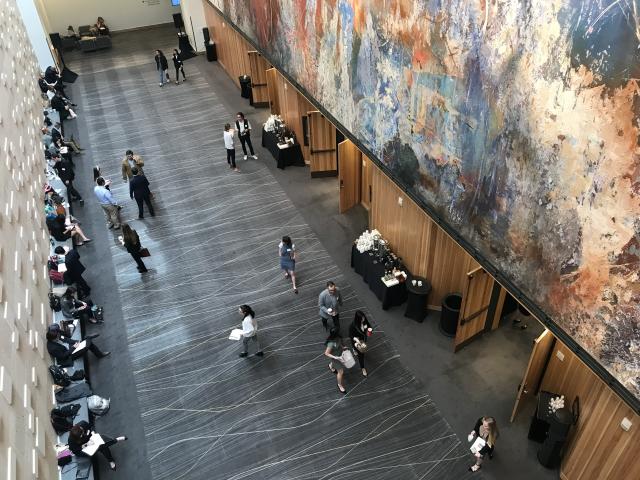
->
[57,263,67,273]
[470,436,486,454]
[228,329,244,341]
[82,433,104,456]
[72,340,86,354]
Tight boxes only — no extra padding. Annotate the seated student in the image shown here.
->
[68,421,126,471]
[46,214,90,244]
[66,25,79,39]
[95,17,109,35]
[60,287,99,325]
[43,66,73,101]
[45,324,109,367]
[50,91,77,120]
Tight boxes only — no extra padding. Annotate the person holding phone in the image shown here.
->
[278,235,298,293]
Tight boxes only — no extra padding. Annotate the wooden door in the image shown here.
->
[247,51,270,107]
[361,154,373,210]
[454,267,494,351]
[266,68,279,114]
[510,329,555,422]
[338,140,361,212]
[307,111,337,177]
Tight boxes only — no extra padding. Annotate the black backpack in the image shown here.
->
[50,411,73,434]
[52,403,81,418]
[49,292,62,312]
[49,364,71,387]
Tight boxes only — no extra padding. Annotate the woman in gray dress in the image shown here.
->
[324,327,348,394]
[278,235,298,293]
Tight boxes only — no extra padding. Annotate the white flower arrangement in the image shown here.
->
[355,229,382,253]
[263,114,284,132]
[548,395,565,415]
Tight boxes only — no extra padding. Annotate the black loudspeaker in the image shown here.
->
[49,33,62,50]
[202,27,210,44]
[172,13,184,29]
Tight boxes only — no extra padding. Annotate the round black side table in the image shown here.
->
[404,276,431,322]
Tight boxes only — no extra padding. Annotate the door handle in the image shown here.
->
[340,180,344,188]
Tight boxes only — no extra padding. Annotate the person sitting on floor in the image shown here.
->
[46,324,109,367]
[50,91,77,120]
[60,287,100,325]
[68,421,126,471]
[46,214,90,244]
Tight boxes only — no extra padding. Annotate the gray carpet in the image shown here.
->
[63,25,477,480]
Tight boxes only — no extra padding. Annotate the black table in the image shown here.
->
[262,129,305,169]
[528,391,560,442]
[351,245,408,310]
[404,275,431,322]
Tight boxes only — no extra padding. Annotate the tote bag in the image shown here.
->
[340,349,356,369]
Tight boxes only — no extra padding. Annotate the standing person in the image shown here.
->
[154,49,169,87]
[318,281,343,331]
[119,223,148,273]
[53,155,83,205]
[68,421,126,471]
[278,236,298,293]
[129,168,155,219]
[324,327,348,394]
[349,310,373,377]
[94,177,121,229]
[121,149,144,182]
[238,305,263,358]
[468,416,499,472]
[235,112,258,160]
[172,49,187,84]
[223,124,239,172]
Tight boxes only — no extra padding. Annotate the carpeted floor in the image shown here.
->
[62,25,479,480]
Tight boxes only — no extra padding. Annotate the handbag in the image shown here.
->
[139,247,150,257]
[340,349,356,369]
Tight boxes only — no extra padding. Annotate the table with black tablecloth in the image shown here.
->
[404,275,432,322]
[351,245,408,310]
[261,129,305,169]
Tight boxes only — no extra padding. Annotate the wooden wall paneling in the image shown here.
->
[247,51,270,106]
[308,111,337,176]
[540,343,640,480]
[266,68,280,114]
[361,154,373,210]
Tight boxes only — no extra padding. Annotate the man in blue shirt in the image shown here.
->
[94,177,121,229]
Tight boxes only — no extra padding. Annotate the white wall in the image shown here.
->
[42,0,180,34]
[180,0,206,52]
[16,0,55,70]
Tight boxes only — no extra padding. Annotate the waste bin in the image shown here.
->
[239,75,252,99]
[440,293,462,337]
[205,42,217,61]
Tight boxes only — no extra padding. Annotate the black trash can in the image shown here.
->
[239,75,252,99]
[440,293,462,336]
[205,42,217,61]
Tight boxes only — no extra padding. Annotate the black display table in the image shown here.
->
[350,245,408,310]
[528,391,560,442]
[404,275,431,322]
[261,130,305,169]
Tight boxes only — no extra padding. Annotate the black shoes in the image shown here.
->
[99,351,111,358]
[255,351,264,357]
[239,352,248,358]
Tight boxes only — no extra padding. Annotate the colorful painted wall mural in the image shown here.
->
[210,0,640,400]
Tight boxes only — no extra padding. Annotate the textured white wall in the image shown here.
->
[181,0,206,52]
[16,0,55,70]
[41,0,180,34]
[0,1,58,478]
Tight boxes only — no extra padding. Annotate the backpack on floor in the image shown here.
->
[49,292,62,312]
[52,403,81,418]
[49,364,71,387]
[50,410,73,434]
[87,395,110,416]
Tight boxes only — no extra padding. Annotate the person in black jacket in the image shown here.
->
[68,421,126,471]
[349,310,373,377]
[154,49,169,87]
[129,167,155,218]
[172,49,187,84]
[54,246,92,296]
[468,416,499,472]
[119,223,148,273]
[60,287,99,325]
[53,156,83,204]
[47,215,90,245]
[50,91,76,120]
[46,326,109,367]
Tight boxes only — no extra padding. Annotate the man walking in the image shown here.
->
[235,112,258,160]
[122,149,144,182]
[224,123,239,172]
[318,281,343,331]
[94,177,121,229]
[129,167,155,219]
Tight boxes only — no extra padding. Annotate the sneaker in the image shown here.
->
[239,352,248,358]
[159,83,163,87]
[234,168,240,172]
[255,351,264,357]
[175,81,179,85]
[243,155,248,160]
[252,155,258,159]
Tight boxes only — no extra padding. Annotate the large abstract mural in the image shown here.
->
[210,0,640,401]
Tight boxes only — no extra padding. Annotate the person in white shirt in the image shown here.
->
[223,124,239,172]
[235,112,258,160]
[238,305,263,357]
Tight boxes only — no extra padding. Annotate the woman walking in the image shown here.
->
[278,236,298,293]
[120,223,148,273]
[468,416,499,472]
[349,310,373,377]
[172,49,187,84]
[324,327,348,394]
[238,305,263,358]
[154,49,169,87]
